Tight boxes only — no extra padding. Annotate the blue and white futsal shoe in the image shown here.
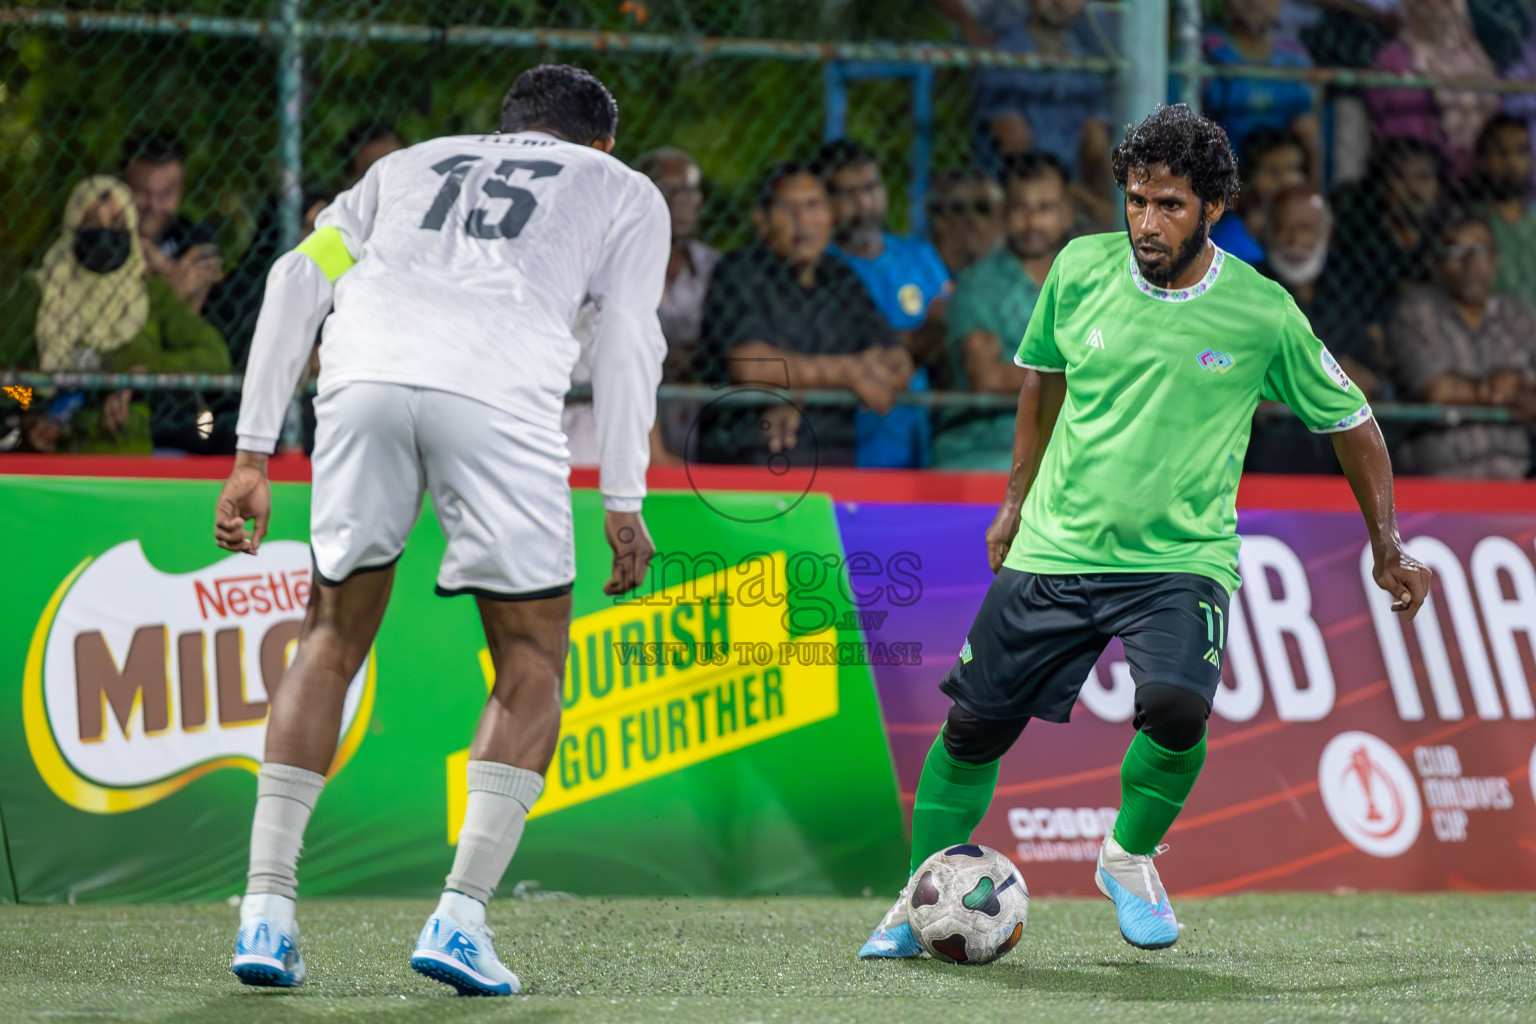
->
[858,875,924,960]
[1095,834,1180,950]
[410,908,520,996]
[232,917,307,988]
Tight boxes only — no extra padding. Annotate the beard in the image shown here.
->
[836,212,884,249]
[1130,206,1209,287]
[1268,242,1329,288]
[1006,230,1054,263]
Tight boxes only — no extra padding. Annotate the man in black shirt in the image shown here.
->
[122,133,224,315]
[121,133,235,454]
[698,162,908,465]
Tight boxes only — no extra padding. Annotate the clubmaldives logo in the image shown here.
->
[1318,731,1422,857]
[22,540,374,814]
[1197,348,1234,374]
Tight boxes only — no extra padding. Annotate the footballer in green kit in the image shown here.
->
[859,105,1433,958]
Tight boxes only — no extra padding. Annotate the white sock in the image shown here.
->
[240,892,297,928]
[444,760,544,905]
[244,762,325,903]
[435,890,487,928]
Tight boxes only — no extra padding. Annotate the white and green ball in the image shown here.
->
[907,844,1029,965]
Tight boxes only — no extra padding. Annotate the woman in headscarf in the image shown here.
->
[1366,0,1502,181]
[34,176,152,372]
[0,175,231,453]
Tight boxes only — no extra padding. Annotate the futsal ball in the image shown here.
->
[907,844,1029,965]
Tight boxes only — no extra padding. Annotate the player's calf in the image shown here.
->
[231,764,324,988]
[1096,684,1208,949]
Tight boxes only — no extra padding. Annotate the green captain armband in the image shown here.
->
[295,225,356,282]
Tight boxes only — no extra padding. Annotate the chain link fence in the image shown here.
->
[1183,0,1536,477]
[1,1,1532,476]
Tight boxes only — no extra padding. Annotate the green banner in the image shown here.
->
[0,799,15,903]
[0,476,907,903]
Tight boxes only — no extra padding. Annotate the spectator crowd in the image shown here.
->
[4,0,1536,478]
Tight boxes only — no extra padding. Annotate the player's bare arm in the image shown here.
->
[1333,419,1433,619]
[214,450,272,555]
[603,510,655,597]
[585,163,671,599]
[214,215,337,560]
[984,369,1064,572]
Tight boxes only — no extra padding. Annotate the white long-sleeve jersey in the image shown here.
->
[236,130,670,509]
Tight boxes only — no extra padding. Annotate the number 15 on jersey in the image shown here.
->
[420,155,565,241]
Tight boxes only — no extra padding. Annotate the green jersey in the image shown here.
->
[1007,233,1371,593]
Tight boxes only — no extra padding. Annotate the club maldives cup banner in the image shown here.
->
[0,476,908,903]
[1,470,1534,903]
[838,499,1536,897]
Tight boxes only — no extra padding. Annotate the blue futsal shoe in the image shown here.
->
[410,911,520,996]
[858,876,924,960]
[232,917,307,988]
[1095,834,1180,949]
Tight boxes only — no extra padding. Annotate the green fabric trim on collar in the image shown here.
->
[295,226,356,282]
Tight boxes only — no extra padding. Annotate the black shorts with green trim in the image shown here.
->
[940,568,1230,723]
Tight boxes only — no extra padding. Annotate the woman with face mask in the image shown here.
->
[35,176,152,372]
[0,175,230,453]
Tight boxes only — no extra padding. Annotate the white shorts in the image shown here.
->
[310,382,575,599]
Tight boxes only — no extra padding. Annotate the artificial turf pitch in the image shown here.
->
[3,894,1534,1023]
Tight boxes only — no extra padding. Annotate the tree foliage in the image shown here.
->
[1,0,966,305]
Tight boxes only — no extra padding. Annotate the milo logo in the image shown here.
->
[23,540,374,814]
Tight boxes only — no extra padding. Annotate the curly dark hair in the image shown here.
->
[1112,104,1240,208]
[500,64,618,145]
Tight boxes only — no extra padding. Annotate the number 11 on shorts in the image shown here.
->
[1197,600,1224,669]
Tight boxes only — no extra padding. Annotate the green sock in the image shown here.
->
[1113,730,1207,855]
[909,731,999,875]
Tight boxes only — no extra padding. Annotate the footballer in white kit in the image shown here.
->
[213,65,669,996]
